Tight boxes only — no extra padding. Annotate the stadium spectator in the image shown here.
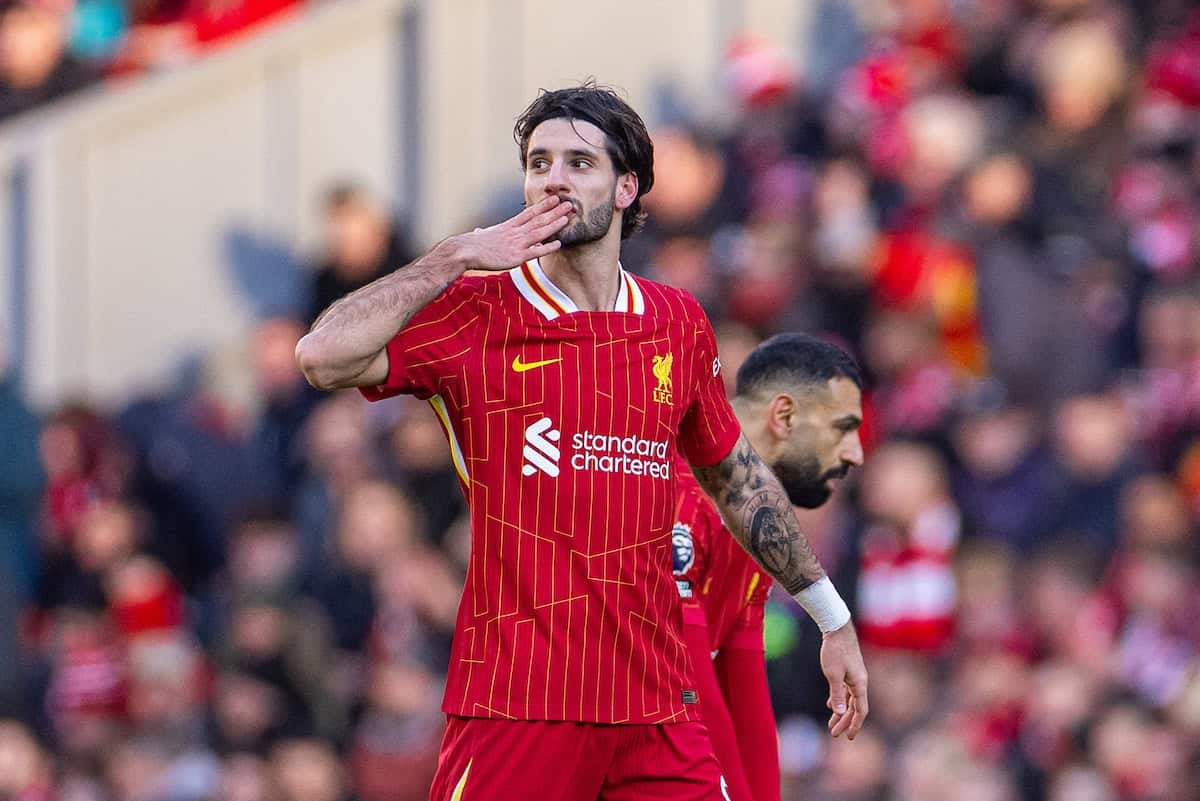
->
[304,185,416,327]
[0,0,100,120]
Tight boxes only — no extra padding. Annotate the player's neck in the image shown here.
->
[539,242,622,312]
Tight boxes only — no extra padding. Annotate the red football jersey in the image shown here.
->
[671,456,773,653]
[361,259,741,724]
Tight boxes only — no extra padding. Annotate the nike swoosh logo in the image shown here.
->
[512,356,562,373]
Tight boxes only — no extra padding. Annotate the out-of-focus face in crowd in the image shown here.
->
[964,154,1032,228]
[0,720,50,799]
[253,318,306,398]
[1118,475,1191,551]
[387,400,453,474]
[1036,19,1128,135]
[270,739,345,801]
[336,479,418,572]
[219,753,274,801]
[860,441,949,531]
[0,0,68,89]
[1053,393,1133,481]
[305,395,373,489]
[325,191,391,279]
[1139,291,1200,371]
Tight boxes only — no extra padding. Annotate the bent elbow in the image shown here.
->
[294,333,339,391]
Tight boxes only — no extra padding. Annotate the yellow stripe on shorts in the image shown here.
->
[450,758,473,801]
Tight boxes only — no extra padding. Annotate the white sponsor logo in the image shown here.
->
[570,430,672,479]
[521,416,561,477]
[712,357,721,377]
[521,417,672,480]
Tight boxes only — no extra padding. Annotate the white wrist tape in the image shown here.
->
[793,576,851,633]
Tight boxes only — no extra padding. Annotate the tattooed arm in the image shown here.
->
[692,432,870,739]
[690,433,825,595]
[295,195,571,390]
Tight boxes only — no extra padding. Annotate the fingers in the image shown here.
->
[827,675,848,719]
[526,240,563,259]
[529,215,571,243]
[831,695,865,739]
[526,200,573,233]
[514,202,571,257]
[512,195,562,224]
[828,678,868,739]
[846,676,869,739]
[826,697,844,735]
[849,675,869,718]
[829,697,851,738]
[845,695,867,739]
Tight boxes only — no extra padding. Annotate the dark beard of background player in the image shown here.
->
[545,188,616,248]
[773,454,850,509]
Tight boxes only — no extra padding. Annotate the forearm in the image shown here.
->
[691,434,825,595]
[296,237,468,389]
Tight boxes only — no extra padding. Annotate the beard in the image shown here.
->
[773,454,850,509]
[551,191,616,248]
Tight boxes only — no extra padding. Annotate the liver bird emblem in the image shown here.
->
[652,353,673,404]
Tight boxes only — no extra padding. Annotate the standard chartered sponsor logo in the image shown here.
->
[570,430,671,479]
[520,417,671,479]
[521,416,561,477]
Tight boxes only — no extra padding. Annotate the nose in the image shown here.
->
[843,433,864,468]
[545,159,570,196]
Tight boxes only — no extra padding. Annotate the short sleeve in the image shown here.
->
[677,299,741,467]
[671,485,712,603]
[359,278,483,402]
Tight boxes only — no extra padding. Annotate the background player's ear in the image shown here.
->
[767,393,795,439]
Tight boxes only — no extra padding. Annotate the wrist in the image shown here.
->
[432,235,474,276]
[821,619,855,638]
[792,576,851,633]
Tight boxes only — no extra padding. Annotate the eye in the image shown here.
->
[571,159,592,169]
[529,158,549,170]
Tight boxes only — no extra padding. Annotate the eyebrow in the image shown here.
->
[834,415,862,429]
[527,147,600,162]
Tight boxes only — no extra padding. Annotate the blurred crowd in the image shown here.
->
[0,0,301,120]
[3,0,1200,799]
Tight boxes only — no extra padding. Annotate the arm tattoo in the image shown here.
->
[309,253,459,336]
[300,243,464,387]
[692,434,826,595]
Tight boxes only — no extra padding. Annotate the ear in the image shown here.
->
[765,394,795,442]
[614,172,638,211]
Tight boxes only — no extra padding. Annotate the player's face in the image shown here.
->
[773,377,864,508]
[523,118,625,248]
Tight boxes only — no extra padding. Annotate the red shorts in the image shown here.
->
[428,716,734,801]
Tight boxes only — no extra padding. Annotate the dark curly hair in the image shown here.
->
[514,81,654,240]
